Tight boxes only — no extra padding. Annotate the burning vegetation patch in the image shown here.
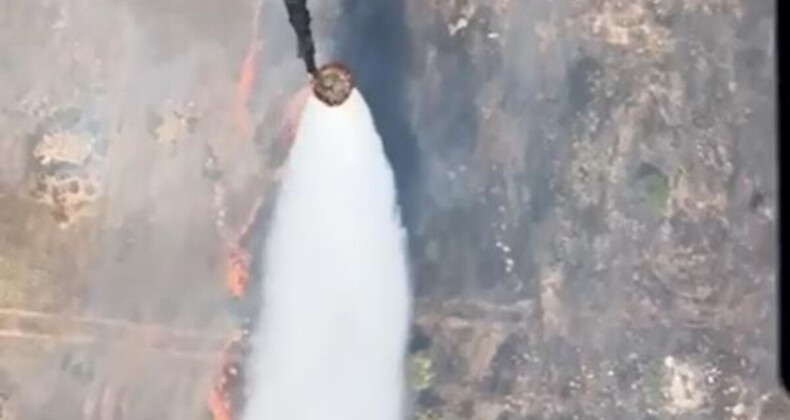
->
[207,326,253,420]
[205,6,277,414]
[206,164,266,420]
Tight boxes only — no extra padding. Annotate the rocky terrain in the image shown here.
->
[0,0,780,419]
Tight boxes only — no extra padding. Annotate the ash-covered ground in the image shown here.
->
[0,0,780,419]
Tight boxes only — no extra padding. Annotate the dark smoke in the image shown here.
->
[330,0,422,232]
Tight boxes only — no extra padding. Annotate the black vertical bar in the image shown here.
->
[777,0,787,394]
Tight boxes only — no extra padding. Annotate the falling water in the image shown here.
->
[242,86,412,420]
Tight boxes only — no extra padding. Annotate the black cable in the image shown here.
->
[284,0,318,75]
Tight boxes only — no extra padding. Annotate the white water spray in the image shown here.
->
[243,87,412,420]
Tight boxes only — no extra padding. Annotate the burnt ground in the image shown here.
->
[0,0,781,419]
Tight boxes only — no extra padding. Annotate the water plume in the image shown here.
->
[243,75,412,420]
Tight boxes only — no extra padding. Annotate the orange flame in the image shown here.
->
[210,178,259,299]
[209,333,245,420]
[209,2,273,416]
[232,0,265,137]
[208,385,231,420]
[233,44,257,136]
[208,183,265,419]
[221,192,265,298]
[207,324,237,420]
[225,244,250,298]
